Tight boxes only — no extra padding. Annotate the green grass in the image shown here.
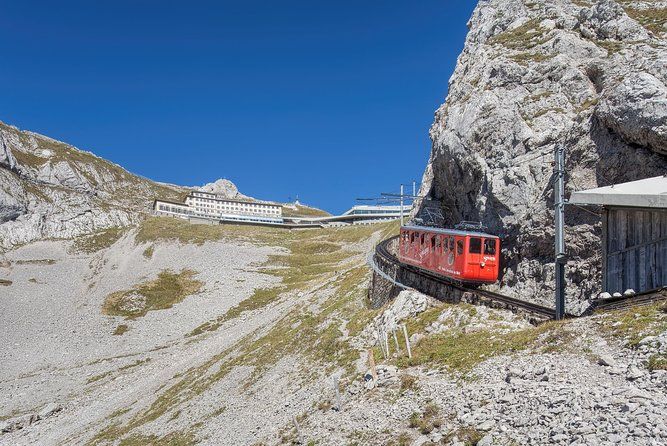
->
[509,51,551,64]
[489,18,551,50]
[647,354,667,371]
[90,428,197,446]
[396,317,566,374]
[102,269,203,318]
[14,259,56,265]
[622,5,667,34]
[72,227,127,254]
[142,245,154,259]
[600,302,667,347]
[407,402,444,435]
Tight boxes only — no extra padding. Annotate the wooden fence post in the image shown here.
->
[402,324,412,359]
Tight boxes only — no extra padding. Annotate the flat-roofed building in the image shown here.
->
[154,190,283,224]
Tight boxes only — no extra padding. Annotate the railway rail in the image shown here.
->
[372,236,667,322]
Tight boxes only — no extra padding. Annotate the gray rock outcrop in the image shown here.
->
[0,121,186,250]
[417,0,667,309]
[199,178,249,199]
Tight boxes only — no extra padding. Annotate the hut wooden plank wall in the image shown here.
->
[603,207,667,293]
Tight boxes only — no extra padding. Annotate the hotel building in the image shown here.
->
[154,190,283,224]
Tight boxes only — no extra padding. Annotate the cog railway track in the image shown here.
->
[373,236,667,322]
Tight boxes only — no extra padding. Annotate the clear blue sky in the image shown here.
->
[1,1,477,213]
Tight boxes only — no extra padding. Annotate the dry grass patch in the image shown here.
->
[142,245,154,259]
[490,18,551,50]
[73,227,127,254]
[600,302,667,347]
[623,5,667,34]
[281,204,331,218]
[113,324,129,336]
[103,269,202,318]
[397,315,566,374]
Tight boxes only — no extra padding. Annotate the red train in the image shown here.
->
[398,225,501,284]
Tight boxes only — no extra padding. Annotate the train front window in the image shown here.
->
[449,237,455,251]
[456,240,464,255]
[484,239,497,255]
[469,237,482,254]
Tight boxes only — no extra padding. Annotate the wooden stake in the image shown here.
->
[293,415,304,444]
[384,331,389,358]
[368,349,378,381]
[377,328,387,359]
[402,324,412,359]
[392,328,401,354]
[333,376,343,411]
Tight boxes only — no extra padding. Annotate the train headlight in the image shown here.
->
[480,262,486,268]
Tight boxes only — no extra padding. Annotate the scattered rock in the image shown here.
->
[597,355,615,367]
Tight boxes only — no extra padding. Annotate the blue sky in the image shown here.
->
[1,1,477,213]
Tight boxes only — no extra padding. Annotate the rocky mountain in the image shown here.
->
[417,0,667,309]
[199,178,250,200]
[0,121,185,250]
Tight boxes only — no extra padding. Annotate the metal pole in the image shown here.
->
[400,184,404,226]
[554,146,566,320]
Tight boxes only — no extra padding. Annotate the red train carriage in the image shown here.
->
[398,225,500,284]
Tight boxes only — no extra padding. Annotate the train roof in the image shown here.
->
[401,225,498,238]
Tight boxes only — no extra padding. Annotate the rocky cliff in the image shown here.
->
[418,0,667,310]
[0,121,186,250]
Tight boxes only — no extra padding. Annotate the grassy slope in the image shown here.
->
[90,217,398,444]
[281,204,332,218]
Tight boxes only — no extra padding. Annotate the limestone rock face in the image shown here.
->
[418,0,667,310]
[0,121,186,250]
[199,178,249,199]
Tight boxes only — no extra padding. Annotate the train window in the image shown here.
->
[469,237,482,254]
[410,232,415,244]
[420,234,425,246]
[484,239,497,255]
[456,240,464,255]
[435,236,442,253]
[448,237,455,251]
[431,236,436,250]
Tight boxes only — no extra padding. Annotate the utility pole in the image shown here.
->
[554,146,566,320]
[400,184,404,226]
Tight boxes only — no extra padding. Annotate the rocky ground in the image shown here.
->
[1,217,665,445]
[296,292,667,446]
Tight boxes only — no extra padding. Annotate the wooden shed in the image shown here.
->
[569,175,667,294]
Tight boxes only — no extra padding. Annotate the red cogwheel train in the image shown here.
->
[398,224,501,284]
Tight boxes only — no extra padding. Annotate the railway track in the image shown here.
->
[586,287,667,313]
[374,236,556,322]
[373,236,667,321]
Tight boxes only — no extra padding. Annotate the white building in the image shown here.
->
[154,190,283,224]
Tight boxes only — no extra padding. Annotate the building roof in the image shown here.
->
[569,175,667,209]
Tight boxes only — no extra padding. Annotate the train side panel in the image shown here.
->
[398,227,500,284]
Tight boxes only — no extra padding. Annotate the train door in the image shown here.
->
[428,234,437,269]
[480,238,499,281]
[466,236,483,280]
[434,235,443,270]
